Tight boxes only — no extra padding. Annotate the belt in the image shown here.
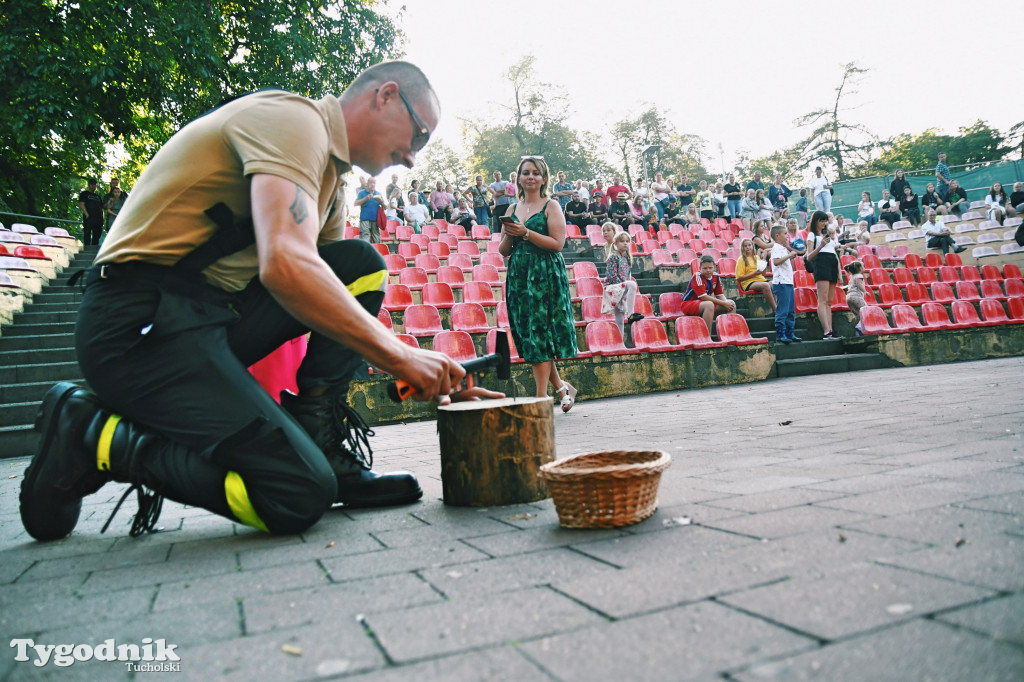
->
[83,261,234,304]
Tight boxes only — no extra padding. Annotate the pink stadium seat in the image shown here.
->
[904,253,923,268]
[712,238,730,252]
[657,231,672,245]
[676,249,697,263]
[395,225,414,241]
[860,305,893,335]
[689,239,706,253]
[905,282,930,306]
[930,282,956,304]
[980,280,1005,300]
[471,225,491,240]
[921,302,957,330]
[915,267,938,285]
[448,254,474,272]
[377,307,393,329]
[960,266,981,283]
[716,258,736,277]
[892,268,915,287]
[486,328,522,363]
[641,239,659,254]
[472,264,501,284]
[496,300,509,327]
[631,319,688,352]
[634,295,654,317]
[427,241,451,260]
[479,252,506,271]
[893,246,910,260]
[441,234,459,249]
[573,261,600,280]
[665,239,685,252]
[867,268,890,287]
[398,267,428,290]
[451,302,491,333]
[1004,264,1023,280]
[447,225,468,240]
[857,245,873,259]
[410,234,430,250]
[925,253,943,268]
[384,254,406,275]
[659,292,684,318]
[581,296,614,323]
[651,250,675,267]
[463,281,496,306]
[874,245,893,260]
[433,330,477,363]
[585,321,639,356]
[421,224,440,240]
[862,254,883,270]
[422,282,455,309]
[397,243,421,260]
[876,284,904,308]
[372,243,390,257]
[938,266,960,282]
[403,304,445,337]
[394,333,420,349]
[981,264,1003,282]
[574,277,604,300]
[979,299,1016,325]
[587,225,604,247]
[891,304,923,332]
[436,265,466,290]
[955,281,981,302]
[457,241,480,258]
[944,253,964,268]
[952,300,996,328]
[414,253,441,274]
[382,284,413,311]
[794,270,815,289]
[715,313,768,345]
[794,287,817,313]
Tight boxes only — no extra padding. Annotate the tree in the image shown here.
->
[410,141,468,191]
[609,106,713,187]
[858,120,1010,175]
[788,62,877,181]
[0,0,403,219]
[733,146,804,187]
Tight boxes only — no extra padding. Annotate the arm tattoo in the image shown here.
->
[289,184,309,224]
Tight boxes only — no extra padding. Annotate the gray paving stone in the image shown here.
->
[718,563,995,641]
[958,491,1024,516]
[0,556,33,583]
[15,542,170,583]
[732,619,1024,682]
[371,517,514,548]
[702,487,846,514]
[241,573,443,635]
[7,656,134,681]
[936,593,1024,648]
[76,553,239,596]
[0,586,156,640]
[153,561,331,611]
[235,532,383,570]
[318,540,490,582]
[813,480,982,515]
[702,504,874,541]
[801,472,934,495]
[841,504,1023,546]
[691,474,824,495]
[570,525,758,568]
[366,586,603,663]
[520,600,814,682]
[876,532,1024,591]
[460,525,631,557]
[338,646,550,682]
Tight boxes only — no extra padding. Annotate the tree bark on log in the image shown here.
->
[438,396,555,506]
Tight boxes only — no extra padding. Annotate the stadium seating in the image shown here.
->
[979,299,1015,325]
[673,316,728,349]
[951,300,997,328]
[382,284,413,311]
[1010,297,1024,321]
[581,296,614,323]
[585,321,639,356]
[422,282,455,309]
[1006,279,1024,298]
[414,253,441,274]
[890,304,923,332]
[860,305,893,334]
[955,281,981,302]
[715,314,767,345]
[876,284,904,307]
[432,331,477,363]
[794,288,817,313]
[920,302,959,330]
[403,304,445,337]
[436,265,466,290]
[398,267,429,291]
[376,307,393,329]
[980,280,1005,300]
[463,281,497,307]
[451,302,491,333]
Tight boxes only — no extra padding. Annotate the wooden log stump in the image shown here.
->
[438,396,555,506]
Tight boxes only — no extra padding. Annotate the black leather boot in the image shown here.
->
[280,387,422,507]
[20,382,163,541]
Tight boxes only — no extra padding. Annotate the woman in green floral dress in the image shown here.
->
[498,156,579,412]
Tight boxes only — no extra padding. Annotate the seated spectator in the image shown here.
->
[754,189,773,222]
[857,191,877,228]
[603,230,645,337]
[683,203,701,225]
[751,219,773,259]
[681,255,736,333]
[449,198,477,230]
[741,188,759,227]
[608,192,634,227]
[588,194,609,224]
[985,182,1014,224]
[922,208,966,254]
[564,191,591,226]
[1010,182,1024,216]
[768,174,792,216]
[643,203,661,232]
[663,196,681,223]
[385,198,401,222]
[877,190,901,227]
[713,182,728,219]
[944,179,970,216]
[634,182,650,211]
[899,185,921,226]
[410,178,428,207]
[735,238,777,312]
[889,168,911,201]
[920,183,947,216]
[404,191,431,227]
[786,218,804,251]
[837,220,868,256]
[795,188,809,227]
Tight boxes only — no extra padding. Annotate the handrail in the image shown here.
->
[0,211,79,225]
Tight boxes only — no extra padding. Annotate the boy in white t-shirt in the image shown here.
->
[771,223,802,344]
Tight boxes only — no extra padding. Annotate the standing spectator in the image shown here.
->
[1010,182,1024,216]
[600,221,621,259]
[740,188,759,228]
[606,176,630,208]
[985,182,1013,224]
[768,173,792,215]
[805,210,841,339]
[429,180,452,220]
[553,171,574,210]
[603,230,645,338]
[608,192,634,227]
[899,185,921,226]
[944,179,970,216]
[385,173,401,208]
[354,177,384,242]
[745,171,764,192]
[934,152,951,200]
[680,255,736,333]
[809,166,833,212]
[590,178,606,206]
[467,174,490,226]
[651,172,673,219]
[713,182,728,220]
[754,189,773,223]
[889,168,911,202]
[922,208,965,254]
[498,156,578,412]
[78,178,104,246]
[103,178,129,232]
[724,173,743,222]
[489,170,513,232]
[675,173,695,209]
[857,191,877,228]
[920,183,947,216]
[735,238,776,312]
[506,171,519,208]
[633,179,650,210]
[409,178,427,206]
[771,224,802,344]
[449,198,476,230]
[795,188,809,227]
[574,179,590,204]
[404,191,430,228]
[564,191,591,227]
[877,190,901,227]
[696,180,715,221]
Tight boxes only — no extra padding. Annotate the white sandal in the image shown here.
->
[556,382,577,413]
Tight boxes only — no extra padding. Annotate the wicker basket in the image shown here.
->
[538,450,671,529]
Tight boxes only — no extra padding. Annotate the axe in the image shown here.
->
[387,330,512,402]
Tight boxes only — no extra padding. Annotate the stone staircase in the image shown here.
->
[0,245,96,458]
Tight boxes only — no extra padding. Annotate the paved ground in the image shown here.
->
[1,356,1023,681]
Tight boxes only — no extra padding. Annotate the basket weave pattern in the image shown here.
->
[538,450,671,528]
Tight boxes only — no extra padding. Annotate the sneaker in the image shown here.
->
[789,335,803,343]
[626,313,645,324]
[954,246,967,253]
[281,388,422,507]
[20,383,110,541]
[777,336,792,345]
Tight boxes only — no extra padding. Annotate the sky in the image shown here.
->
[381,0,1022,185]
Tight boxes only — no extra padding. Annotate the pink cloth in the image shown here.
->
[247,336,308,403]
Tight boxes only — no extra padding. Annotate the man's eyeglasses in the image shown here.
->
[397,89,430,151]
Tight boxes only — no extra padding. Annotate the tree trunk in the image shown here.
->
[437,396,555,506]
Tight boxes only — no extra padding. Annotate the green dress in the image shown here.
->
[505,201,578,363]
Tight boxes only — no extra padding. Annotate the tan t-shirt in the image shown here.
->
[97,90,351,291]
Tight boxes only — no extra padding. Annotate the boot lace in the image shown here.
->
[101,485,164,537]
[325,394,375,470]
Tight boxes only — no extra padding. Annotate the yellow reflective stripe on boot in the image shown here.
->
[346,269,387,297]
[96,415,122,471]
[224,471,269,533]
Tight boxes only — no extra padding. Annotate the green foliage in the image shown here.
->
[858,120,1011,175]
[0,0,403,218]
[610,106,713,187]
[412,141,468,190]
[732,146,804,187]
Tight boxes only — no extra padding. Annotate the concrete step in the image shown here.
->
[775,353,886,378]
[11,311,81,325]
[0,381,55,404]
[0,401,38,428]
[774,338,845,360]
[0,334,76,351]
[1,323,77,337]
[0,424,37,459]
[0,361,82,385]
[31,291,85,304]
[0,346,77,366]
[18,302,82,313]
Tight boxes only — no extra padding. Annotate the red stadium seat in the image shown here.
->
[413,253,441,274]
[496,300,509,327]
[397,243,421,260]
[377,307,393,329]
[573,261,600,280]
[447,225,468,240]
[421,224,440,240]
[479,252,506,271]
[13,245,49,261]
[794,287,817,313]
[641,239,659,254]
[382,284,413,311]
[463,281,496,306]
[944,252,964,268]
[422,282,455,309]
[861,254,883,270]
[441,234,459,249]
[457,241,480,258]
[395,225,414,241]
[427,241,451,261]
[715,313,768,345]
[631,318,688,352]
[921,302,958,330]
[372,243,391,257]
[1010,297,1024,321]
[451,302,491,333]
[448,253,474,272]
[955,281,981,302]
[585,321,639,356]
[960,266,981,283]
[925,253,943,268]
[717,258,736,277]
[930,282,956,304]
[394,333,420,349]
[410,234,430,250]
[904,253,923,268]
[981,264,1003,282]
[581,296,614,323]
[472,263,501,284]
[398,267,428,290]
[979,299,1017,325]
[659,292,684,318]
[938,266,960,282]
[905,282,930,306]
[574,277,604,300]
[794,270,815,289]
[436,265,466,290]
[980,280,1005,300]
[1003,264,1023,279]
[952,300,996,327]
[471,225,491,240]
[634,295,654,317]
[485,328,523,362]
[403,304,445,337]
[384,254,406,275]
[673,316,728,348]
[891,304,923,332]
[651,250,675,267]
[831,287,850,311]
[433,331,477,363]
[892,268,915,287]
[1006,279,1024,298]
[565,223,582,238]
[867,268,891,287]
[860,305,893,335]
[876,284,904,307]
[915,267,938,285]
